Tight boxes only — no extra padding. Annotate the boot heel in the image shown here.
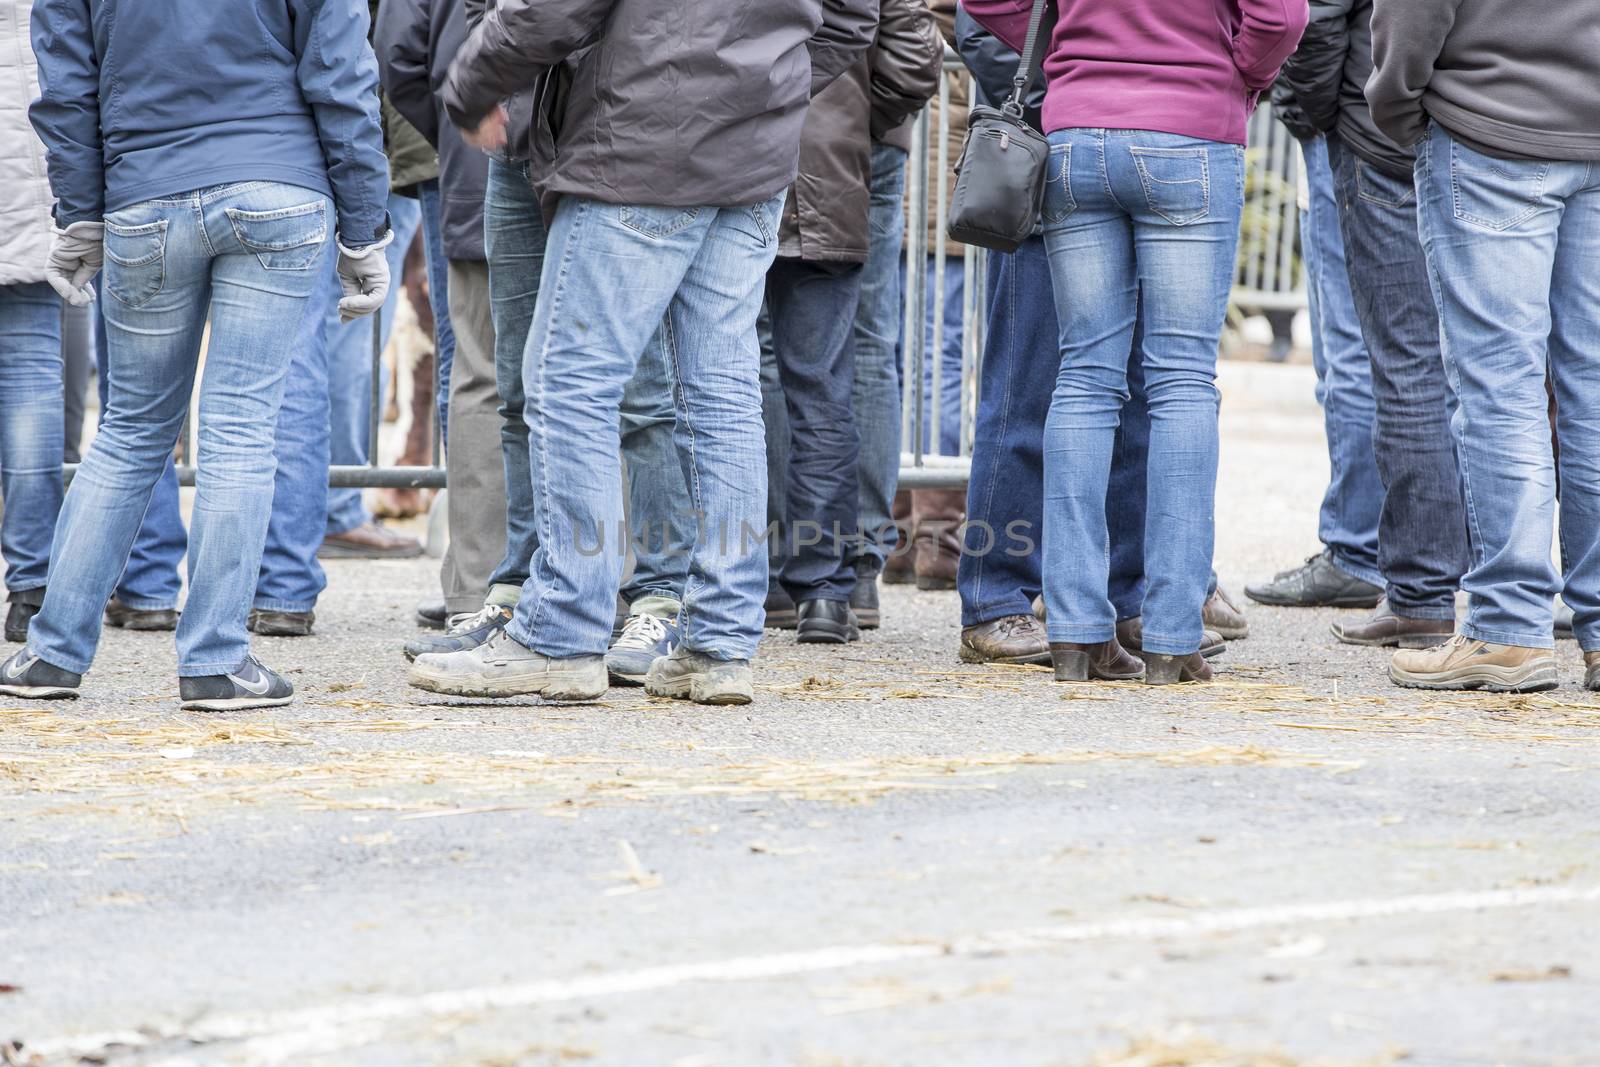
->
[1143,654,1184,685]
[1051,649,1090,682]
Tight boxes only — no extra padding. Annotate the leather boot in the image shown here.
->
[1050,640,1144,682]
[1142,651,1214,685]
[912,488,964,591]
[883,490,916,585]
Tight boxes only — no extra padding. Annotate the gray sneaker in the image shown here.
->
[179,656,295,712]
[0,648,81,700]
[403,604,512,662]
[1245,550,1383,609]
[644,648,755,706]
[408,628,607,701]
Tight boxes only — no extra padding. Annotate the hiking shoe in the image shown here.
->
[1203,586,1250,640]
[318,521,423,559]
[606,611,681,686]
[5,590,44,643]
[850,565,881,630]
[403,604,512,663]
[644,648,755,706]
[416,599,449,630]
[408,629,607,701]
[764,585,798,630]
[179,657,295,711]
[105,598,179,631]
[1331,600,1453,649]
[249,609,315,637]
[960,615,1051,665]
[796,599,859,645]
[1051,639,1144,682]
[1244,551,1383,609]
[0,648,80,699]
[1389,635,1557,693]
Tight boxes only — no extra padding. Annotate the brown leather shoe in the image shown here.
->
[1584,651,1600,691]
[1116,617,1226,659]
[318,521,423,560]
[959,615,1051,665]
[1051,639,1144,682]
[249,609,315,637]
[1142,651,1214,685]
[1391,635,1556,692]
[911,489,964,591]
[1331,600,1454,649]
[1203,586,1250,640]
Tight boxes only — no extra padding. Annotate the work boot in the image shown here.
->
[763,584,798,630]
[179,657,295,712]
[1203,586,1250,640]
[882,491,916,585]
[5,588,45,644]
[959,615,1051,665]
[796,599,859,645]
[1389,635,1557,693]
[606,602,682,686]
[0,648,81,700]
[1115,617,1226,659]
[105,598,179,632]
[1330,600,1454,649]
[249,609,315,637]
[644,648,755,706]
[850,562,881,630]
[318,521,423,560]
[1584,651,1600,691]
[403,604,512,663]
[408,629,608,701]
[1245,550,1383,609]
[911,488,964,591]
[416,599,449,631]
[1142,650,1215,685]
[1050,639,1144,682]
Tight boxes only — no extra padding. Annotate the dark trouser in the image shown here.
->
[1327,135,1467,620]
[766,256,865,604]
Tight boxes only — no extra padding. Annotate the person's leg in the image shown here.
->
[0,283,66,621]
[1328,136,1467,623]
[417,179,456,449]
[936,256,965,458]
[757,310,791,609]
[59,298,92,466]
[25,198,210,676]
[619,327,693,612]
[1106,310,1149,623]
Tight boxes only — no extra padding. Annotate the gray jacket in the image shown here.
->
[1369,0,1600,161]
[1281,0,1411,179]
[443,0,879,209]
[1,0,53,287]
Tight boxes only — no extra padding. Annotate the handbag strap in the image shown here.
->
[1005,0,1056,119]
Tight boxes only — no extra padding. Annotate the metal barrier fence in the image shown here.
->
[84,57,1304,495]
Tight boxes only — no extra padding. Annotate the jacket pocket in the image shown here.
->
[1449,140,1548,233]
[103,219,168,309]
[226,201,329,271]
[1130,146,1211,227]
[1042,143,1076,224]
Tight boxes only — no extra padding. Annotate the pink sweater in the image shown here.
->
[964,0,1308,145]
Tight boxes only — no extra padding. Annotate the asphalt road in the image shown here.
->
[4,363,1598,1067]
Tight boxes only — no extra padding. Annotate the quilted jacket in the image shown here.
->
[0,0,53,286]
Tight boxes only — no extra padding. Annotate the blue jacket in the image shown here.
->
[30,0,391,243]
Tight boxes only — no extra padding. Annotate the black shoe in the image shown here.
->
[1244,550,1383,609]
[5,589,45,643]
[416,599,449,630]
[764,585,798,630]
[796,599,859,645]
[403,604,512,663]
[105,598,179,631]
[179,656,294,711]
[248,609,315,637]
[0,648,81,699]
[850,566,881,630]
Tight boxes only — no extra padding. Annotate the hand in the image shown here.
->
[463,105,509,151]
[46,221,104,307]
[336,233,394,324]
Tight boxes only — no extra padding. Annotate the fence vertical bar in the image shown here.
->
[369,306,382,473]
[905,106,930,469]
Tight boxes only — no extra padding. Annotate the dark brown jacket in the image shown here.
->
[779,0,943,263]
[444,0,879,209]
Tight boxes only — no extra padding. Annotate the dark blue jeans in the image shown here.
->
[1328,135,1467,619]
[766,256,865,604]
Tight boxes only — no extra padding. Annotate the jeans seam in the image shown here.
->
[660,307,704,648]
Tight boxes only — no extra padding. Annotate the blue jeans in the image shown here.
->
[507,193,782,661]
[417,179,456,450]
[325,191,421,535]
[767,257,865,603]
[1300,136,1384,587]
[1329,134,1468,619]
[1038,129,1240,655]
[484,161,692,606]
[851,142,908,570]
[30,182,330,675]
[0,282,65,597]
[902,255,966,456]
[1415,126,1600,649]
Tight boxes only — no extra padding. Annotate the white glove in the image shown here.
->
[46,221,104,307]
[336,230,395,324]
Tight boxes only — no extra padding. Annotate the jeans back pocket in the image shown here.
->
[1129,146,1211,227]
[103,218,169,309]
[1042,142,1076,224]
[226,200,329,271]
[1449,141,1548,232]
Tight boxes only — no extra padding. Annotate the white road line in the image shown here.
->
[29,884,1600,1065]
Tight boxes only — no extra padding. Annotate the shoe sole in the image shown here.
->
[407,662,608,701]
[1330,624,1453,650]
[0,683,78,700]
[645,674,754,706]
[181,695,295,712]
[957,644,1053,667]
[1388,661,1558,693]
[251,625,315,638]
[1244,590,1383,609]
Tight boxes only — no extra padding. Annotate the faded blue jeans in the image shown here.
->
[1416,125,1600,649]
[416,179,456,449]
[1039,129,1241,656]
[506,193,782,661]
[29,182,330,676]
[0,282,65,598]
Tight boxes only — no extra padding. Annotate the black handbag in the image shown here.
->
[946,0,1056,253]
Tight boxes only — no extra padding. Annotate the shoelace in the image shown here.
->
[613,613,669,652]
[996,615,1041,639]
[448,604,507,636]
